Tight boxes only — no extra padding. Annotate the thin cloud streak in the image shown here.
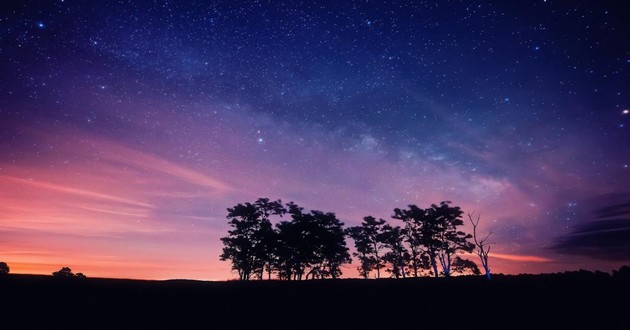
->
[98,140,235,193]
[492,253,553,263]
[1,175,155,209]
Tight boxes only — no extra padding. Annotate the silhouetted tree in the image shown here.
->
[220,198,286,280]
[308,210,351,279]
[392,205,433,277]
[220,202,259,280]
[345,226,375,278]
[75,272,87,279]
[53,267,74,278]
[393,201,475,277]
[253,198,286,279]
[0,262,9,275]
[255,221,279,280]
[274,203,307,280]
[345,216,387,278]
[467,211,492,279]
[380,224,410,278]
[430,201,475,277]
[275,204,351,280]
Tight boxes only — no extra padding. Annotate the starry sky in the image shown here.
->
[1,0,629,280]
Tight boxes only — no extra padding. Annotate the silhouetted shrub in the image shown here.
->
[76,272,87,279]
[0,262,9,275]
[52,267,74,278]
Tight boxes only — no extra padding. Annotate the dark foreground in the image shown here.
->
[1,272,628,329]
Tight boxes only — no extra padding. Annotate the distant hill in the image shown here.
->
[1,272,628,329]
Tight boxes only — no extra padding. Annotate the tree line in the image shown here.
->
[0,263,86,278]
[220,198,492,280]
[220,198,350,280]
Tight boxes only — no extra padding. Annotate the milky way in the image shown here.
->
[1,1,629,280]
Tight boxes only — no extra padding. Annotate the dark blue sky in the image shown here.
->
[1,0,629,279]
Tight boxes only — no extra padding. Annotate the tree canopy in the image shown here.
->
[345,216,388,278]
[220,198,350,280]
[219,198,285,280]
[221,198,485,280]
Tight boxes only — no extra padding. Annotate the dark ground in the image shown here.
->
[1,272,629,330]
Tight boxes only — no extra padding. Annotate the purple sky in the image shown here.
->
[1,0,629,279]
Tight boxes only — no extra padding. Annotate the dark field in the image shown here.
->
[1,272,628,329]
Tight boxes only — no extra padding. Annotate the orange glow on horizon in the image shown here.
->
[491,253,553,263]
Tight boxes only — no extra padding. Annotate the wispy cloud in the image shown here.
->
[551,193,630,262]
[97,140,234,193]
[491,253,553,263]
[1,175,155,208]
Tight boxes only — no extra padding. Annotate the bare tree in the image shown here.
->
[467,211,492,280]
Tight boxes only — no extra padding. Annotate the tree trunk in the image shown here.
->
[411,248,419,277]
[430,256,439,278]
[374,242,380,279]
[483,256,491,280]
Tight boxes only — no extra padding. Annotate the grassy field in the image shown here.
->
[1,272,628,329]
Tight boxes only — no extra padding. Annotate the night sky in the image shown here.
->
[1,0,629,280]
